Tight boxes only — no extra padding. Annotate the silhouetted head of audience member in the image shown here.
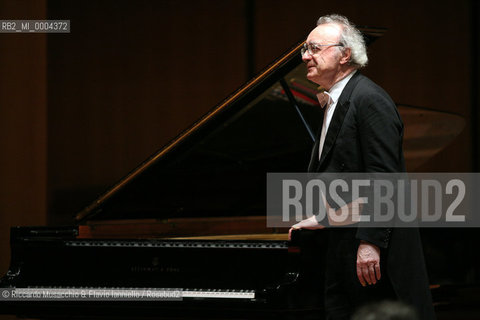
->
[351,300,419,320]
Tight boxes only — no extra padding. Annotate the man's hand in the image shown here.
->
[356,240,381,286]
[288,215,324,240]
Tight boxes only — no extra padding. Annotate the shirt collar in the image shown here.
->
[327,70,357,105]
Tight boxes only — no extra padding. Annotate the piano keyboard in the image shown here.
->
[6,287,256,300]
[183,289,255,299]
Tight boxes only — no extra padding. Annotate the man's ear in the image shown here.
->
[340,47,351,65]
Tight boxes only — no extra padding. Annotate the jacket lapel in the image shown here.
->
[317,72,363,169]
[307,112,324,172]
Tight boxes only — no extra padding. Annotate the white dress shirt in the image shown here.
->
[318,70,357,159]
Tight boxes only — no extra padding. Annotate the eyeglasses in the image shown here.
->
[301,42,343,56]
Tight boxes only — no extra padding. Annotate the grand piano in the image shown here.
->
[0,29,474,319]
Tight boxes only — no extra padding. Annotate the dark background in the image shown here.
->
[0,0,478,282]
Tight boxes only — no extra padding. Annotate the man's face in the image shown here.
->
[302,23,344,88]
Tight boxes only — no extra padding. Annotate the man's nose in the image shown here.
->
[302,51,312,62]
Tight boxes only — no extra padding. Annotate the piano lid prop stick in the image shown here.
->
[279,78,315,142]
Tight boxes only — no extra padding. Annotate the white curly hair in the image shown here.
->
[317,14,368,68]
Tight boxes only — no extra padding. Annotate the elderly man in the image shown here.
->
[289,14,435,319]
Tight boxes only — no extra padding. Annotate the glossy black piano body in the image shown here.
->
[0,38,330,319]
[0,226,326,319]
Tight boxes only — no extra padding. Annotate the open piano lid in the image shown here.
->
[74,29,464,239]
[76,41,320,228]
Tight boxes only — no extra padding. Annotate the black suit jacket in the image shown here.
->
[308,72,435,319]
